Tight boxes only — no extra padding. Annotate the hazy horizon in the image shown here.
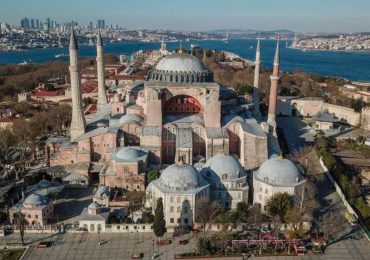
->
[1,0,370,33]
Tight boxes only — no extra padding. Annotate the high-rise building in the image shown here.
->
[97,19,105,29]
[30,19,35,29]
[35,19,40,29]
[20,17,30,29]
[45,18,50,31]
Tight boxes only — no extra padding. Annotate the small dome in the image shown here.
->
[119,114,143,126]
[158,163,202,191]
[255,157,303,186]
[202,154,244,180]
[112,147,148,162]
[88,202,102,210]
[156,53,206,73]
[38,179,51,188]
[24,194,49,206]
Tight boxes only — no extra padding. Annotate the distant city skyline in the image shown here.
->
[1,0,370,33]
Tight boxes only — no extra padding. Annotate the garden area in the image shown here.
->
[0,248,26,260]
[315,134,370,230]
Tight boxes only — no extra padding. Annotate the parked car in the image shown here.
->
[37,241,53,248]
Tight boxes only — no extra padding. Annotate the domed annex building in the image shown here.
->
[44,30,300,229]
[145,162,210,227]
[201,154,248,209]
[253,156,306,212]
[9,194,54,226]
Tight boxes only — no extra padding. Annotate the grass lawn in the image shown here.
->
[0,248,26,260]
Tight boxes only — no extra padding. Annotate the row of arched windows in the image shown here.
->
[149,71,213,83]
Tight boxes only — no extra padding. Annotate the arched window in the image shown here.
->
[90,224,95,232]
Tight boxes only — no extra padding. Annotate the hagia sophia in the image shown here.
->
[44,29,306,228]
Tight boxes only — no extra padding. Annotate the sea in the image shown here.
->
[1,39,370,82]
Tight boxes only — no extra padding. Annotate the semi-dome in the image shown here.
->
[202,154,244,180]
[112,147,148,162]
[148,52,213,83]
[24,194,49,206]
[119,114,143,126]
[158,163,204,191]
[255,157,303,186]
[156,53,206,72]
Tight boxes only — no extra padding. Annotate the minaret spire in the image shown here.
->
[96,30,108,110]
[267,36,280,127]
[69,29,86,142]
[178,41,183,54]
[253,36,262,119]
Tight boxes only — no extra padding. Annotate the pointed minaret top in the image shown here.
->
[255,38,261,62]
[97,30,103,47]
[273,36,280,66]
[178,41,184,54]
[69,28,78,50]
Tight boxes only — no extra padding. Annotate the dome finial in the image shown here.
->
[178,156,185,166]
[178,41,184,54]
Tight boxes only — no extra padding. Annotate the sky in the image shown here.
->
[1,0,370,33]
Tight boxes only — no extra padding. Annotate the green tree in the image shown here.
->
[265,192,294,222]
[13,101,30,115]
[350,98,366,113]
[147,170,160,184]
[153,198,166,241]
[235,202,249,222]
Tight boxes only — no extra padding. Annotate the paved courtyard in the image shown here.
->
[1,229,369,260]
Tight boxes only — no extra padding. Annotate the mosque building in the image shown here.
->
[45,30,305,228]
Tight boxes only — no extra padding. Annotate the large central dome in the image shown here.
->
[156,53,206,73]
[148,52,213,83]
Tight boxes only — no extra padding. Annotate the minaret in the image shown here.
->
[96,30,108,110]
[69,29,86,142]
[203,49,207,62]
[178,41,184,54]
[267,37,280,127]
[253,37,262,119]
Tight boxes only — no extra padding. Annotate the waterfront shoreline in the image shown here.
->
[1,39,370,81]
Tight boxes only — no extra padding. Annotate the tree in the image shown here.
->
[127,191,145,220]
[235,202,249,223]
[14,213,27,246]
[0,129,16,164]
[13,101,30,115]
[196,198,221,238]
[153,198,166,241]
[248,204,263,228]
[265,192,294,222]
[147,170,160,184]
[285,206,304,238]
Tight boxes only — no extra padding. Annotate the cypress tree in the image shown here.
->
[153,197,166,241]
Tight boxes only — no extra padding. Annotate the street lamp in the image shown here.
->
[97,227,101,246]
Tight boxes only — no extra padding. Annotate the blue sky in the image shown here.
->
[1,0,369,32]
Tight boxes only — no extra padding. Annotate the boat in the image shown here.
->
[250,45,253,49]
[190,44,199,49]
[19,60,32,65]
[55,53,68,58]
[87,38,94,46]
